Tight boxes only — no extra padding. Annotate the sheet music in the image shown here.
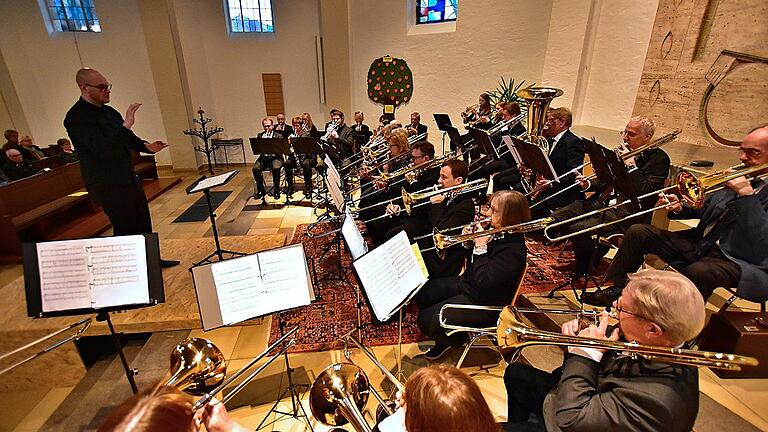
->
[342,210,368,260]
[324,155,342,188]
[209,244,313,326]
[353,231,427,322]
[190,171,237,193]
[503,135,523,166]
[37,236,150,312]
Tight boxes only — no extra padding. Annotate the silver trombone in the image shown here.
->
[0,317,92,375]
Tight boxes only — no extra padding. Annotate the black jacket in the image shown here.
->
[273,123,294,137]
[538,130,586,208]
[1,160,37,181]
[64,97,152,193]
[421,194,476,278]
[460,233,527,305]
[255,130,285,164]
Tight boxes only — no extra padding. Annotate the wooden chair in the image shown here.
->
[439,263,528,368]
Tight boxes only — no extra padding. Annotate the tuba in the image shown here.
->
[515,86,564,152]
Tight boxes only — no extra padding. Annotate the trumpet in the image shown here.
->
[431,217,554,251]
[543,161,768,242]
[496,306,758,370]
[402,178,487,215]
[166,327,298,410]
[531,129,681,209]
[322,120,340,143]
[310,334,405,432]
[0,317,91,375]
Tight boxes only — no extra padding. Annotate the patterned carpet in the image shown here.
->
[268,225,579,352]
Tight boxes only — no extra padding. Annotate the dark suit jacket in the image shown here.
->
[410,122,428,136]
[672,179,768,302]
[1,160,37,181]
[544,353,699,432]
[537,130,586,209]
[64,97,152,195]
[420,194,475,278]
[460,233,526,305]
[274,123,294,137]
[352,123,370,133]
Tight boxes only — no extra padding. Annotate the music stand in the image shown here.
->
[23,234,165,394]
[509,135,558,181]
[289,137,326,207]
[433,113,453,131]
[249,137,292,204]
[468,127,499,159]
[187,170,246,268]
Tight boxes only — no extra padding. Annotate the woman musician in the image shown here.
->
[415,190,530,360]
[461,92,493,130]
[288,116,325,198]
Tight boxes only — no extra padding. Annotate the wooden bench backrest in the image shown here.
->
[0,163,84,217]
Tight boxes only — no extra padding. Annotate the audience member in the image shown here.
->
[2,149,38,181]
[18,135,46,161]
[57,138,80,163]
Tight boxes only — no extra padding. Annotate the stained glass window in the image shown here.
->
[227,0,274,33]
[416,0,457,25]
[45,0,101,33]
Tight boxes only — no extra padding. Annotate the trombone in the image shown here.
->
[166,326,298,410]
[530,129,681,209]
[422,217,554,252]
[495,306,758,370]
[0,317,91,375]
[309,334,405,432]
[543,162,768,242]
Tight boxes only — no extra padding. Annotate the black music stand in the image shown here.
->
[468,127,499,159]
[23,234,165,394]
[187,171,246,268]
[434,113,453,154]
[249,137,292,205]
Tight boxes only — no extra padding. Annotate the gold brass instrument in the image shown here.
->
[0,317,91,375]
[530,129,682,209]
[432,217,554,251]
[402,178,488,215]
[166,327,297,410]
[310,334,406,432]
[413,217,491,241]
[496,306,759,370]
[515,87,564,151]
[543,162,768,242]
[381,151,457,185]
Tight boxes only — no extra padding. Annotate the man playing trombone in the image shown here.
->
[504,269,703,432]
[547,116,670,284]
[592,126,768,307]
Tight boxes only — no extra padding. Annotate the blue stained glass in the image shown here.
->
[227,0,274,33]
[416,0,457,25]
[45,0,101,32]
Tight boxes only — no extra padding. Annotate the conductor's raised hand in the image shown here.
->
[123,102,142,129]
[145,141,168,153]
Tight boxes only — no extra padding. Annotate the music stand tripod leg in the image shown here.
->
[192,188,246,268]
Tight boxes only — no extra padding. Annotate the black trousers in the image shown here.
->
[604,224,741,299]
[503,363,558,429]
[415,278,502,348]
[551,200,621,275]
[252,157,284,194]
[93,182,152,236]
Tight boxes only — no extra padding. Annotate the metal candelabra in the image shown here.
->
[184,108,224,174]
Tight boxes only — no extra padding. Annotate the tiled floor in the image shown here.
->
[2,165,767,431]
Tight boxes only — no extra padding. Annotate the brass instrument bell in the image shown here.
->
[166,337,226,396]
[309,363,372,430]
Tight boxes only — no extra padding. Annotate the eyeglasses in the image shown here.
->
[741,147,762,158]
[615,297,648,321]
[619,130,639,138]
[412,153,426,160]
[85,83,112,92]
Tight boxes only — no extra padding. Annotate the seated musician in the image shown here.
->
[2,149,38,181]
[548,116,669,285]
[378,364,498,432]
[416,190,529,360]
[404,140,440,193]
[407,112,428,137]
[596,126,768,307]
[353,111,369,132]
[57,138,79,163]
[252,117,289,200]
[286,116,318,198]
[301,112,320,138]
[99,383,248,432]
[324,109,355,164]
[528,107,586,217]
[461,92,493,130]
[469,101,526,187]
[273,112,294,137]
[503,269,703,432]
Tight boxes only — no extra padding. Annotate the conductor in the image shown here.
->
[64,68,179,268]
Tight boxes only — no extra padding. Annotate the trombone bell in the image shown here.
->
[309,362,372,430]
[166,337,226,396]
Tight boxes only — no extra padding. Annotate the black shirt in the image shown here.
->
[64,97,151,191]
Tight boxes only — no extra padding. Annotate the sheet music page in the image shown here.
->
[324,155,342,188]
[37,236,150,312]
[503,136,523,165]
[190,171,237,193]
[210,255,265,325]
[342,210,368,260]
[354,231,427,321]
[210,245,312,326]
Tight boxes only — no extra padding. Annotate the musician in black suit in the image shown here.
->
[549,116,670,281]
[325,109,355,164]
[416,190,530,360]
[252,117,287,199]
[469,101,525,187]
[503,270,702,432]
[595,126,768,306]
[352,111,370,133]
[273,113,294,137]
[64,68,178,268]
[528,107,586,217]
[407,112,428,137]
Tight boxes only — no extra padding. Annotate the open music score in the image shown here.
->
[324,155,345,210]
[353,231,428,322]
[189,170,238,193]
[341,209,368,260]
[36,236,150,312]
[192,243,314,330]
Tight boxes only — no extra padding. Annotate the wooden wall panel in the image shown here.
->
[632,0,768,147]
[262,73,285,116]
